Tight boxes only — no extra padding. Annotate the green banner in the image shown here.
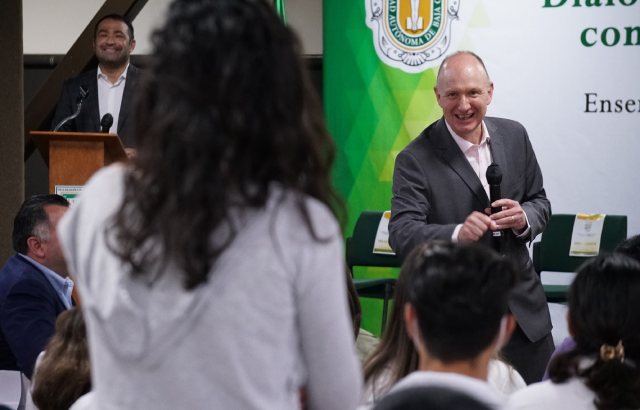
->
[324,0,444,336]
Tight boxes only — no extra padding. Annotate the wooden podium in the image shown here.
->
[30,131,129,194]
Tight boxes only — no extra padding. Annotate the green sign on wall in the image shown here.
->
[323,0,448,335]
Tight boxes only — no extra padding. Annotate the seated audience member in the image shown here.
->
[373,386,493,410]
[0,195,71,379]
[509,253,640,410]
[541,234,640,381]
[345,267,381,362]
[361,242,522,409]
[55,0,362,409]
[616,234,640,260]
[31,307,90,410]
[357,329,382,364]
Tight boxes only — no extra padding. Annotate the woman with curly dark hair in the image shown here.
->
[509,253,640,410]
[31,307,90,410]
[56,0,362,409]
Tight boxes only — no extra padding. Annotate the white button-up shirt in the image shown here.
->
[97,64,128,134]
[447,121,493,199]
[445,121,530,241]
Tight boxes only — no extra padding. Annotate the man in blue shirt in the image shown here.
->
[0,195,72,379]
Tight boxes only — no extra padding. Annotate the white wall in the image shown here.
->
[24,0,639,237]
[23,0,322,55]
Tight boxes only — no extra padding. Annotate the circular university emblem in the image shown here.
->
[365,0,461,73]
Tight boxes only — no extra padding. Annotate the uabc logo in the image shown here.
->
[365,0,461,73]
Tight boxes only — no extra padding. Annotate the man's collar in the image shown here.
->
[18,253,67,280]
[18,253,73,308]
[445,120,491,153]
[97,63,130,81]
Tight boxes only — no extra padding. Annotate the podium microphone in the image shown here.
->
[486,163,504,252]
[53,85,89,132]
[100,114,113,133]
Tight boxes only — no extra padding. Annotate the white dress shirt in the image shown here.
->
[97,64,128,134]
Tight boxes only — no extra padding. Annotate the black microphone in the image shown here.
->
[53,85,89,132]
[100,114,113,133]
[486,163,504,242]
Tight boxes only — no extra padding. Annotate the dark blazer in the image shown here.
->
[0,254,68,379]
[51,64,140,148]
[389,117,552,342]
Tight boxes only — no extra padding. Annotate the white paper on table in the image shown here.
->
[372,211,396,255]
[569,214,606,257]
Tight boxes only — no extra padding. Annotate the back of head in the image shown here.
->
[373,386,493,410]
[12,195,69,254]
[111,0,341,289]
[550,253,640,410]
[407,242,517,362]
[362,242,446,392]
[32,307,91,410]
[615,234,640,262]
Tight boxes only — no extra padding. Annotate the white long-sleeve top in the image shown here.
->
[58,165,362,410]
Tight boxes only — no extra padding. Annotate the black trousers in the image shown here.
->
[501,324,555,385]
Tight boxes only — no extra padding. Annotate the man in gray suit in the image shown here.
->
[389,51,553,384]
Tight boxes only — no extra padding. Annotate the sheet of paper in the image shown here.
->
[55,185,84,206]
[569,214,606,257]
[372,211,396,255]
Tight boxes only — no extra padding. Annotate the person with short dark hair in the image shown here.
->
[361,241,525,407]
[616,234,640,261]
[31,307,91,410]
[0,195,71,379]
[363,242,519,410]
[51,13,140,152]
[509,253,640,410]
[56,0,362,409]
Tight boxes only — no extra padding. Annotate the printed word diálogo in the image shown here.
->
[366,0,461,73]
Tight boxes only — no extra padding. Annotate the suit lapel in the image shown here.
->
[118,65,137,133]
[485,118,509,192]
[433,118,490,208]
[86,69,101,132]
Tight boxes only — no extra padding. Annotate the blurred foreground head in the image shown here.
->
[550,253,640,410]
[114,0,342,289]
[32,307,90,410]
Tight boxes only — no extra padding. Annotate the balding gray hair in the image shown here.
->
[435,51,491,91]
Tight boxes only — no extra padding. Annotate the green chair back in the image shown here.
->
[346,211,403,271]
[536,214,627,274]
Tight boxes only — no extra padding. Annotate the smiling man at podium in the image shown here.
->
[51,14,140,157]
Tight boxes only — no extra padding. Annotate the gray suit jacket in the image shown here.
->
[389,117,552,342]
[51,64,140,148]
